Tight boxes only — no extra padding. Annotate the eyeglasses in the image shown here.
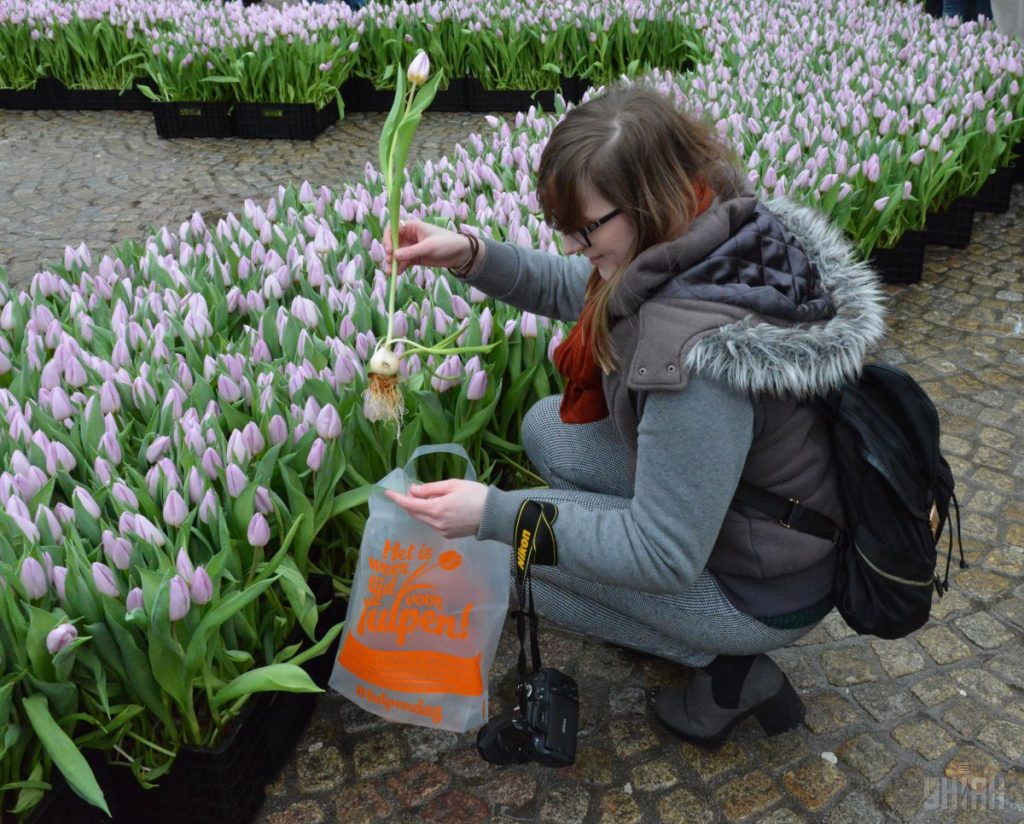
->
[566,207,623,248]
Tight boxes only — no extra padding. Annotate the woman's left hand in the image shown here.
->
[386,479,489,539]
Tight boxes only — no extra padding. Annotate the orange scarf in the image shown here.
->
[553,182,715,424]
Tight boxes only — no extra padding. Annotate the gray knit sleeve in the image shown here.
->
[476,375,755,594]
[459,238,592,321]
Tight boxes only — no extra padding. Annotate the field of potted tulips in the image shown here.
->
[3,0,1024,818]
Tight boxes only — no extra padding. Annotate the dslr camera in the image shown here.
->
[477,667,579,767]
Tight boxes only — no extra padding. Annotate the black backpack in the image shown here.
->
[734,364,964,639]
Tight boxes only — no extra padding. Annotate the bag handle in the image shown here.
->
[403,443,476,482]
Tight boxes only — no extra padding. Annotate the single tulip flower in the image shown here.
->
[91,562,120,598]
[316,404,342,439]
[20,557,48,600]
[52,566,67,601]
[46,623,78,654]
[163,490,188,527]
[247,513,270,548]
[175,549,195,583]
[169,575,191,621]
[407,51,430,86]
[307,438,325,472]
[126,587,144,612]
[190,567,213,605]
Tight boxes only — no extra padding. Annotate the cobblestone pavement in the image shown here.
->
[4,108,1024,823]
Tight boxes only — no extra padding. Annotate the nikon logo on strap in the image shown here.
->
[513,501,558,576]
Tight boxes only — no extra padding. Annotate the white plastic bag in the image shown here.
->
[329,445,509,732]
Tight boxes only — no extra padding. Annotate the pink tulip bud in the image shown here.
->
[94,456,112,485]
[73,487,101,518]
[217,375,242,404]
[52,566,67,600]
[163,490,188,527]
[91,562,120,598]
[407,50,430,86]
[99,381,121,414]
[145,436,170,464]
[307,438,325,472]
[50,388,73,421]
[20,557,48,599]
[175,549,195,583]
[100,432,122,465]
[247,513,270,547]
[134,514,165,546]
[873,196,890,211]
[110,482,138,509]
[190,566,213,605]
[225,463,247,497]
[169,575,191,621]
[103,531,132,571]
[254,486,273,515]
[268,415,288,445]
[201,447,222,479]
[46,623,78,654]
[466,370,488,401]
[198,489,219,524]
[316,404,342,439]
[242,421,265,455]
[126,587,144,612]
[187,467,205,504]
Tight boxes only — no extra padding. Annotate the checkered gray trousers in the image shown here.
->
[519,395,817,667]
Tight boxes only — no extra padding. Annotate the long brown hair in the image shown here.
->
[536,85,741,372]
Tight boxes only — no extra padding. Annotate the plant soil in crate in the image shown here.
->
[108,694,270,824]
[869,230,926,284]
[972,167,1013,213]
[234,101,339,140]
[153,102,234,138]
[924,196,974,249]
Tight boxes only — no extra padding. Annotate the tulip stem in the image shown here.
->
[125,730,178,759]
[384,84,417,348]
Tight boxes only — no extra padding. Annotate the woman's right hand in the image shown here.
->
[383,220,482,276]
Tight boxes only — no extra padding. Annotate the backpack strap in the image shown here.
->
[733,481,841,543]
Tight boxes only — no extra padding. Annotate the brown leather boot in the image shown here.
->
[654,654,805,748]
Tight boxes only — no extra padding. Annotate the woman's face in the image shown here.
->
[559,186,636,280]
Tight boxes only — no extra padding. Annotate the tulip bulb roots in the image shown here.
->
[364,372,404,426]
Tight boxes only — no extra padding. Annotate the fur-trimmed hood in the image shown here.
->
[611,193,887,400]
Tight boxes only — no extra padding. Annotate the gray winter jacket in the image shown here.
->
[462,185,886,617]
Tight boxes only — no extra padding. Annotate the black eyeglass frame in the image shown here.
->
[568,207,623,248]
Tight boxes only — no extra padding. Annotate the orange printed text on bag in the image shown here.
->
[329,445,509,732]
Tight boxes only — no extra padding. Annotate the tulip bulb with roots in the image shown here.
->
[365,346,404,424]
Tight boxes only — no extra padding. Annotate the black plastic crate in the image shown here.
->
[109,694,270,824]
[233,101,339,140]
[427,78,468,112]
[869,230,926,284]
[972,167,1013,213]
[22,752,114,824]
[49,82,151,111]
[340,77,395,113]
[464,78,556,113]
[559,76,589,104]
[924,196,974,249]
[0,78,62,110]
[152,102,234,139]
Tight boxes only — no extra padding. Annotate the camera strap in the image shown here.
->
[512,500,558,717]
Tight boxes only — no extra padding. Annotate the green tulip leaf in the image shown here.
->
[211,663,322,709]
[21,694,110,816]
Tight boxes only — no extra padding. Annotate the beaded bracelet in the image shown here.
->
[446,231,480,279]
